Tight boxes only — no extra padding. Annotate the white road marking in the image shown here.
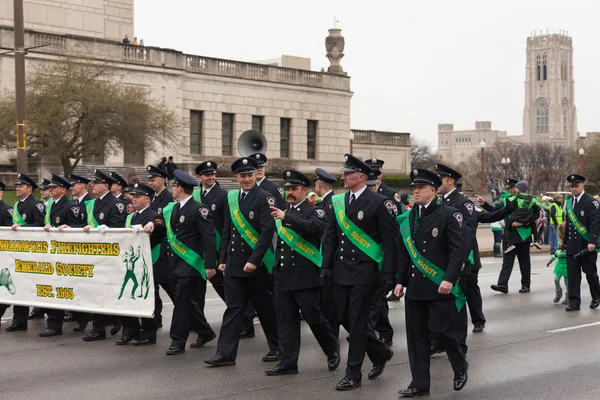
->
[547,321,600,333]
[479,267,551,277]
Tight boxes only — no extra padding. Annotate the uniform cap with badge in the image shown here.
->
[249,152,267,167]
[434,163,463,180]
[410,169,442,188]
[366,159,385,171]
[38,178,51,191]
[171,169,198,189]
[314,167,337,184]
[366,169,382,186]
[146,165,169,179]
[195,161,218,176]
[129,183,155,198]
[15,173,38,189]
[340,154,374,175]
[282,170,311,187]
[91,169,118,185]
[48,174,72,190]
[69,173,91,185]
[567,174,585,185]
[108,171,129,188]
[505,178,519,188]
[231,157,259,174]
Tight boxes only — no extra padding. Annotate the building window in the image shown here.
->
[536,101,549,134]
[190,110,203,155]
[252,115,264,133]
[536,54,541,81]
[543,53,548,80]
[562,101,568,137]
[222,113,234,156]
[280,118,291,158]
[307,120,317,159]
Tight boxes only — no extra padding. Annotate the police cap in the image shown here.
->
[283,170,311,187]
[15,173,38,189]
[340,154,373,175]
[434,163,462,180]
[91,169,118,185]
[366,159,385,171]
[505,178,519,188]
[69,174,91,185]
[195,161,218,176]
[410,169,442,188]
[108,171,128,188]
[567,174,585,185]
[314,168,337,184]
[172,169,198,189]
[366,170,381,186]
[48,174,71,189]
[231,157,259,174]
[146,165,168,179]
[249,153,267,167]
[38,178,51,190]
[129,183,155,198]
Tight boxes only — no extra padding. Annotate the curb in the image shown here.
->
[479,247,547,258]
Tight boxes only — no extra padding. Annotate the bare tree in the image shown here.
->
[411,138,436,169]
[0,56,182,174]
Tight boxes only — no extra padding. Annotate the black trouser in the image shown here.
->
[122,277,167,339]
[405,297,468,392]
[369,279,394,342]
[335,284,392,380]
[0,304,8,320]
[154,257,175,325]
[431,277,468,354]
[321,284,339,338]
[241,274,274,332]
[466,268,486,326]
[91,313,120,336]
[567,252,600,307]
[11,306,28,327]
[216,275,279,360]
[275,284,338,369]
[498,242,531,288]
[209,268,226,301]
[170,276,213,348]
[45,309,65,331]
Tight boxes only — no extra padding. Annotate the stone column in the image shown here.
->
[325,28,346,75]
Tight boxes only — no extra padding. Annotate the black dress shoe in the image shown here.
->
[565,304,580,311]
[472,324,485,333]
[327,351,341,371]
[265,364,298,376]
[166,345,185,355]
[110,320,123,336]
[453,369,468,391]
[5,324,27,332]
[82,332,106,341]
[73,322,88,333]
[239,327,255,339]
[204,355,235,366]
[116,335,137,345]
[190,332,216,349]
[262,350,280,362]
[131,337,156,346]
[39,328,62,337]
[490,284,508,294]
[590,299,600,309]
[335,377,361,391]
[398,387,430,397]
[28,311,45,320]
[518,287,531,293]
[379,336,393,346]
[368,350,393,380]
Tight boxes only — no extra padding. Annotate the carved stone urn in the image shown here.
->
[325,28,346,75]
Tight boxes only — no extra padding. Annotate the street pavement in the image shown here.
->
[2,254,600,400]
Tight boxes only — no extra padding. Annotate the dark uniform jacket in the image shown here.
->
[14,195,45,227]
[322,189,399,286]
[130,207,166,250]
[565,192,600,255]
[378,182,402,212]
[0,200,13,226]
[482,197,539,245]
[166,197,216,278]
[90,193,126,228]
[258,177,287,209]
[397,199,465,301]
[115,193,134,214]
[201,183,227,238]
[150,188,172,215]
[275,200,326,291]
[219,184,276,277]
[47,196,86,227]
[71,192,92,223]
[443,189,479,273]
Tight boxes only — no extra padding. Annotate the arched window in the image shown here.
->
[536,54,541,81]
[536,101,549,134]
[543,53,548,80]
[562,101,568,137]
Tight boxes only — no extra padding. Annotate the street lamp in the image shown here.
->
[480,139,486,192]
[579,148,585,175]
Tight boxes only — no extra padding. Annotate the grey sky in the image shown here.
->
[135,0,599,148]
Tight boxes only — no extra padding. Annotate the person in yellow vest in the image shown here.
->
[548,196,563,254]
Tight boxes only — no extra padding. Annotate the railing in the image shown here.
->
[122,45,150,62]
[33,33,66,52]
[352,130,410,146]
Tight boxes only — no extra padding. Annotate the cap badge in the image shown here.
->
[18,173,21,178]
[372,159,376,164]
[255,154,260,159]
[413,169,418,175]
[344,155,348,161]
[286,171,291,177]
[242,159,248,165]
[147,166,151,171]
[571,175,574,180]
[134,183,139,188]
[207,162,211,167]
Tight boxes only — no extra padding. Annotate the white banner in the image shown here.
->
[0,227,155,317]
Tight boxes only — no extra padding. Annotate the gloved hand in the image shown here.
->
[383,274,397,292]
[546,262,550,267]
[131,224,143,234]
[97,224,108,234]
[320,269,333,286]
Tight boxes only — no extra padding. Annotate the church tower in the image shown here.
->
[522,32,577,146]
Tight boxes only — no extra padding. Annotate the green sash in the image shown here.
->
[84,199,100,228]
[226,190,275,274]
[12,202,26,226]
[331,193,383,270]
[275,219,322,267]
[194,188,223,251]
[162,202,206,279]
[44,198,55,226]
[565,198,600,252]
[125,213,162,264]
[397,212,467,311]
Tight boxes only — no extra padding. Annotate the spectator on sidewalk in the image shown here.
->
[122,34,130,45]
[166,156,177,180]
[158,157,168,174]
[131,37,138,46]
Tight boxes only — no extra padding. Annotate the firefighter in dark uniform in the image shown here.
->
[146,165,175,327]
[109,171,134,214]
[564,174,600,311]
[365,166,396,347]
[69,174,93,206]
[164,170,217,355]
[321,154,396,391]
[313,167,339,337]
[38,174,86,337]
[366,159,404,212]
[204,157,280,366]
[0,181,14,325]
[79,169,127,341]
[265,169,340,376]
[5,173,45,332]
[395,169,468,397]
[117,183,166,346]
[194,160,227,301]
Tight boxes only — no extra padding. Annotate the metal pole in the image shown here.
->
[14,0,27,172]
[579,154,584,175]
[480,148,485,192]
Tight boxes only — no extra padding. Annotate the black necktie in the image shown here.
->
[152,195,157,203]
[172,203,180,221]
[202,190,208,198]
[574,198,578,208]
[349,194,356,205]
[240,192,247,203]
